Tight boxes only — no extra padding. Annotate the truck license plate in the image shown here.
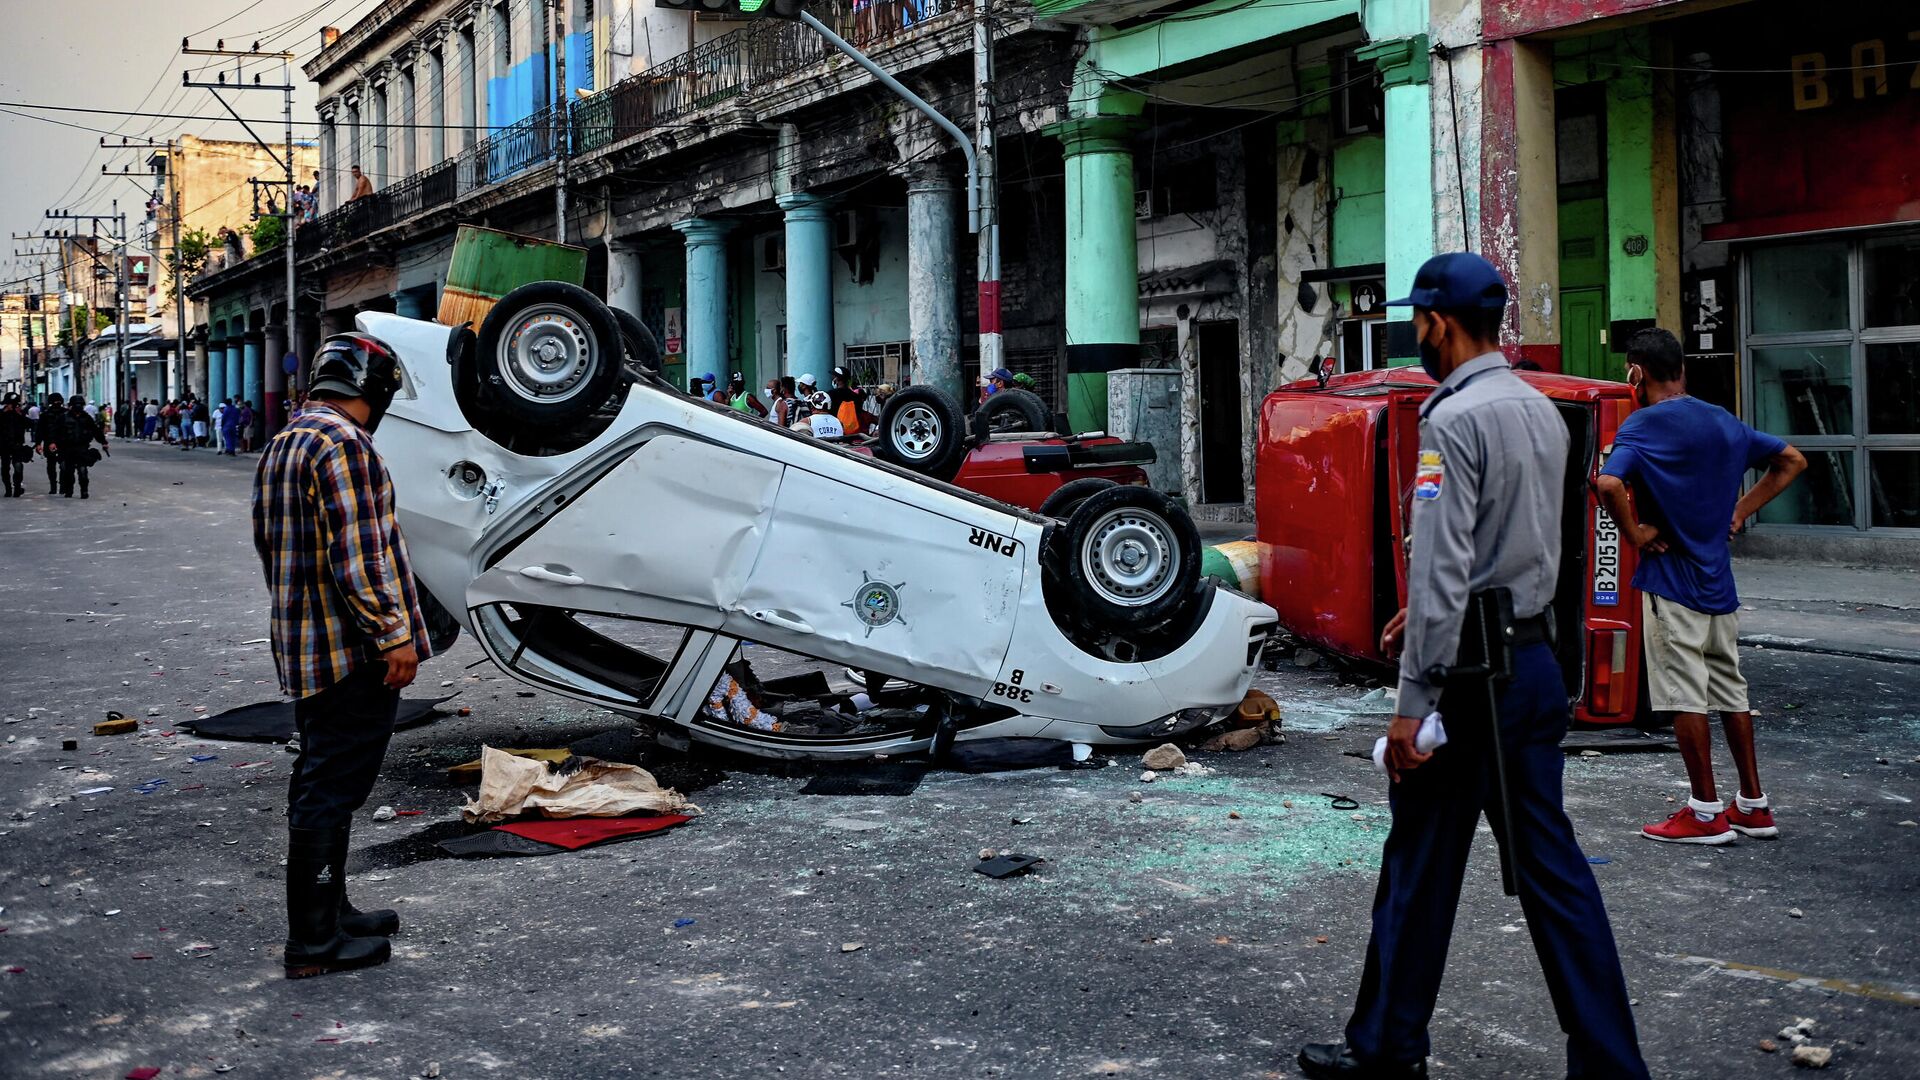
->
[1592,507,1621,607]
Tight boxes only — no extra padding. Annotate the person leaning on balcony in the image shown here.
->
[350,164,374,201]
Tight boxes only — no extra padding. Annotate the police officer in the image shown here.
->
[0,393,31,497]
[54,395,109,499]
[1298,253,1649,1080]
[35,392,63,494]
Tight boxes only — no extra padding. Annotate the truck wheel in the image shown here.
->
[1037,477,1119,519]
[973,387,1051,435]
[476,281,620,432]
[874,385,967,481]
[1048,485,1201,633]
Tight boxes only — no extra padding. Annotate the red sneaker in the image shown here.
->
[1641,807,1736,845]
[1727,804,1779,839]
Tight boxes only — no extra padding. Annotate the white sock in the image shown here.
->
[1689,797,1725,822]
[1736,792,1769,812]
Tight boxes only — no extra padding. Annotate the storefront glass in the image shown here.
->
[1744,229,1920,533]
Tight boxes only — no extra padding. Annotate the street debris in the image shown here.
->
[1127,791,1143,803]
[1788,907,1804,918]
[974,853,1043,879]
[1142,743,1186,771]
[841,942,865,953]
[440,814,693,857]
[372,805,397,822]
[1140,770,1157,783]
[1198,727,1263,753]
[462,744,699,823]
[180,695,455,742]
[447,747,570,784]
[673,918,696,928]
[95,712,137,736]
[125,1068,161,1080]
[1759,1039,1777,1053]
[1791,1045,1833,1068]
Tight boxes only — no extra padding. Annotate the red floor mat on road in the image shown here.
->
[493,814,692,850]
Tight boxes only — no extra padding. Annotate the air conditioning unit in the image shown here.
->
[759,234,785,273]
[833,208,862,249]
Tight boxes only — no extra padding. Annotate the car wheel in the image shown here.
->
[1048,485,1201,633]
[415,576,463,654]
[874,385,967,481]
[973,387,1051,435]
[475,281,620,432]
[1037,476,1120,519]
[610,306,663,378]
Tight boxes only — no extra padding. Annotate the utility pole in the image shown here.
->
[8,241,60,396]
[551,0,569,243]
[183,40,299,435]
[104,137,190,400]
[973,0,1001,376]
[45,209,130,411]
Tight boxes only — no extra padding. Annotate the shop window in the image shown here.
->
[1756,449,1856,527]
[1749,243,1848,333]
[1751,344,1853,437]
[1869,452,1920,529]
[1864,234,1920,328]
[1866,342,1920,435]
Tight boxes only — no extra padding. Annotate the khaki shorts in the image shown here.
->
[1641,591,1750,714]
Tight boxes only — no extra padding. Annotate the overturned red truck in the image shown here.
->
[1257,367,1644,726]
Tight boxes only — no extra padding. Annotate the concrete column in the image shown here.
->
[1478,38,1561,367]
[189,330,209,401]
[777,193,834,382]
[671,218,734,379]
[607,240,643,318]
[903,164,961,398]
[225,340,244,409]
[1049,115,1141,433]
[242,335,264,431]
[392,289,430,320]
[264,324,287,438]
[1358,36,1434,364]
[206,337,226,407]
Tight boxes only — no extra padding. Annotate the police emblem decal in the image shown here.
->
[842,572,908,636]
[1413,448,1445,501]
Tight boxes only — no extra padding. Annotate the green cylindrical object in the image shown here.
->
[437,225,589,329]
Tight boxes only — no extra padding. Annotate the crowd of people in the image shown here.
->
[695,366,899,440]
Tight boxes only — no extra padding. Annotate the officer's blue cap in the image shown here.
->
[1384,252,1508,310]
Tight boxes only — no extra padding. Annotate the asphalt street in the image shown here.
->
[2,442,1918,1079]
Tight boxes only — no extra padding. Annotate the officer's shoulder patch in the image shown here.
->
[1413,448,1444,501]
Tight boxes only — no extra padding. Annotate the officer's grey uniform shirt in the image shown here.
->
[1397,352,1568,719]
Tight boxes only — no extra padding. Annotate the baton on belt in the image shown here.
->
[1425,587,1519,897]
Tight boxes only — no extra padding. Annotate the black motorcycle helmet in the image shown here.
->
[309,332,403,431]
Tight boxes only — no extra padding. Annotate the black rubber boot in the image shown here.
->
[332,826,400,937]
[284,826,390,979]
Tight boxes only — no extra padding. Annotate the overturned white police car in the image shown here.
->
[365,282,1277,760]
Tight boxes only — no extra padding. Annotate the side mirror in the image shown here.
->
[1315,355,1336,389]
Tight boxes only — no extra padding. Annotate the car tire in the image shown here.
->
[415,576,463,654]
[874,385,967,482]
[973,387,1051,435]
[475,281,621,433]
[610,306,663,378]
[1038,477,1120,519]
[1047,485,1202,634]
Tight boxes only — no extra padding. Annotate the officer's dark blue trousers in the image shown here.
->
[1345,643,1650,1079]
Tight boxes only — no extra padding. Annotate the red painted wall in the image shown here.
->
[1482,0,1695,41]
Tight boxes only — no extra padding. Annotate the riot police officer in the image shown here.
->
[35,392,63,494]
[55,395,109,498]
[0,393,31,497]
[1297,253,1649,1080]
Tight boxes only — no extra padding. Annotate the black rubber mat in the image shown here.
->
[798,762,928,796]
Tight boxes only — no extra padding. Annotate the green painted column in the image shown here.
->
[1049,115,1141,433]
[1358,35,1433,365]
[1605,36,1657,325]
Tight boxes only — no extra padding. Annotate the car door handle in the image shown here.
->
[519,565,584,586]
[750,609,814,635]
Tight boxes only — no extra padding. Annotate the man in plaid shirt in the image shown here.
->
[253,332,428,979]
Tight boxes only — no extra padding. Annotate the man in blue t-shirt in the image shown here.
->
[1595,328,1806,847]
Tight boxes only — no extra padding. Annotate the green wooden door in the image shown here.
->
[1557,197,1614,380]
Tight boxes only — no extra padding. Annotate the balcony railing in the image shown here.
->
[286,0,965,264]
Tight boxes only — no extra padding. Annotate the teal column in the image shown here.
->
[672,218,734,380]
[242,335,264,413]
[1358,35,1433,364]
[207,336,227,406]
[1049,116,1142,433]
[778,193,835,382]
[224,341,243,405]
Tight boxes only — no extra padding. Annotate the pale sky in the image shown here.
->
[0,0,373,293]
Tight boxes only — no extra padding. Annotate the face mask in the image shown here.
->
[1627,366,1647,407]
[1418,319,1445,382]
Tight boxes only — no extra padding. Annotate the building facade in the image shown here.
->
[190,0,1916,550]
